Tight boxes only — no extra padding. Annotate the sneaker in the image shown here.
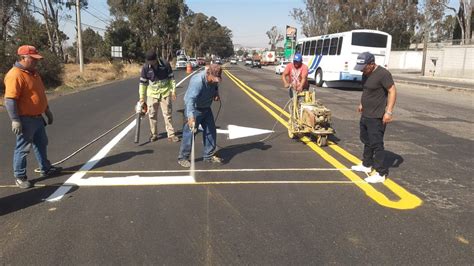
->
[364,172,386,183]
[168,136,180,142]
[149,135,159,142]
[178,159,191,168]
[15,177,33,189]
[40,166,62,178]
[351,163,372,173]
[203,155,223,164]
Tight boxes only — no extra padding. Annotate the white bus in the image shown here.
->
[295,29,392,87]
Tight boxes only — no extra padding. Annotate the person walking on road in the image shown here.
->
[351,52,397,183]
[178,64,223,168]
[4,45,62,189]
[281,53,309,97]
[139,50,179,142]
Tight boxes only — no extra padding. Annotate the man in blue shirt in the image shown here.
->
[178,64,223,168]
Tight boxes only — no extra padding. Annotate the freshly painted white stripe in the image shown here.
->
[46,120,137,202]
[70,175,195,186]
[70,168,349,174]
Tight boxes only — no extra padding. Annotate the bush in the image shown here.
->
[111,60,124,76]
[37,50,64,89]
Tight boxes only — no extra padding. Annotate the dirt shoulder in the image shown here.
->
[1,62,141,108]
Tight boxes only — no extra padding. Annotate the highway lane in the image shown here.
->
[0,64,472,264]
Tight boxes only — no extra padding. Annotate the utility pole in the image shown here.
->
[76,0,84,73]
[421,0,430,76]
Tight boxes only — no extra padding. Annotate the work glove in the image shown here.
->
[45,108,53,125]
[12,121,22,135]
[188,117,197,133]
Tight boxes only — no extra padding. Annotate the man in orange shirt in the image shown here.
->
[4,45,61,189]
[281,53,309,98]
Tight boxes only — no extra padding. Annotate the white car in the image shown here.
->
[189,58,198,68]
[230,58,237,64]
[175,56,188,69]
[275,60,290,74]
[244,58,252,65]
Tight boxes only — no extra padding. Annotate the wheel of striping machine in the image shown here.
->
[315,68,324,87]
[316,135,328,147]
[287,101,299,139]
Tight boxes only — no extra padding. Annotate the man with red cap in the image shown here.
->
[3,45,61,189]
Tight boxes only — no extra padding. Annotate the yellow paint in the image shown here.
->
[224,69,422,210]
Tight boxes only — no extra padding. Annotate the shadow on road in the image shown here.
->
[0,186,78,216]
[384,150,404,169]
[217,142,272,164]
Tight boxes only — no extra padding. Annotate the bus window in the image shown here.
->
[295,43,302,54]
[316,39,323,55]
[329,38,338,55]
[303,41,311,55]
[309,40,317,55]
[322,39,330,55]
[352,32,387,48]
[337,37,343,55]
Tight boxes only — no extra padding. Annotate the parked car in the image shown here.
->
[214,58,222,64]
[197,57,206,66]
[251,59,261,68]
[244,58,252,66]
[175,55,188,69]
[230,58,237,64]
[275,60,290,74]
[189,58,198,68]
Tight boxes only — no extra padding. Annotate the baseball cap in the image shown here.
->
[208,64,222,79]
[17,45,43,59]
[354,52,375,71]
[293,53,303,62]
[145,50,157,61]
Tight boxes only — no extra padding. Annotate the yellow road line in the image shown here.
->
[224,69,422,210]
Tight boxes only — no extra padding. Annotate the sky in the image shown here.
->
[58,0,304,49]
[59,0,462,49]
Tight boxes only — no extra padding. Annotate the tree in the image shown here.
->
[73,28,104,61]
[266,26,284,50]
[445,0,472,44]
[103,19,142,62]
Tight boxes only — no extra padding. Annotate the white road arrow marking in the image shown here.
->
[216,125,273,139]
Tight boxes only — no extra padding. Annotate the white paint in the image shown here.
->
[46,120,137,202]
[70,175,195,186]
[72,167,347,174]
[216,124,273,139]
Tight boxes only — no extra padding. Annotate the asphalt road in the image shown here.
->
[0,63,472,264]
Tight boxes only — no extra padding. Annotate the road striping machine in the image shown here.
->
[287,88,335,146]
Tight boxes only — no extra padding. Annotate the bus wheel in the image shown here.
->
[315,69,323,87]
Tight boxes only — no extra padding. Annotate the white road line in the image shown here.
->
[70,175,195,186]
[70,168,349,174]
[46,121,137,202]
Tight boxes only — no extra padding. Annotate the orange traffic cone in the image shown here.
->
[186,63,192,74]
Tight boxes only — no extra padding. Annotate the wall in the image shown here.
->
[389,51,423,70]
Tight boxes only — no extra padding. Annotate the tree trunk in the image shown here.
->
[39,0,56,53]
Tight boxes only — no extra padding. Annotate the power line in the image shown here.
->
[83,8,111,25]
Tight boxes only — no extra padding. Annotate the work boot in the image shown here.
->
[149,135,159,142]
[203,155,223,164]
[15,176,33,189]
[178,159,191,168]
[168,135,180,142]
[40,166,62,178]
[364,172,386,183]
[351,163,372,173]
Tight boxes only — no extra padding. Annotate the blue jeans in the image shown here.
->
[359,116,387,176]
[178,108,216,160]
[13,116,51,178]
